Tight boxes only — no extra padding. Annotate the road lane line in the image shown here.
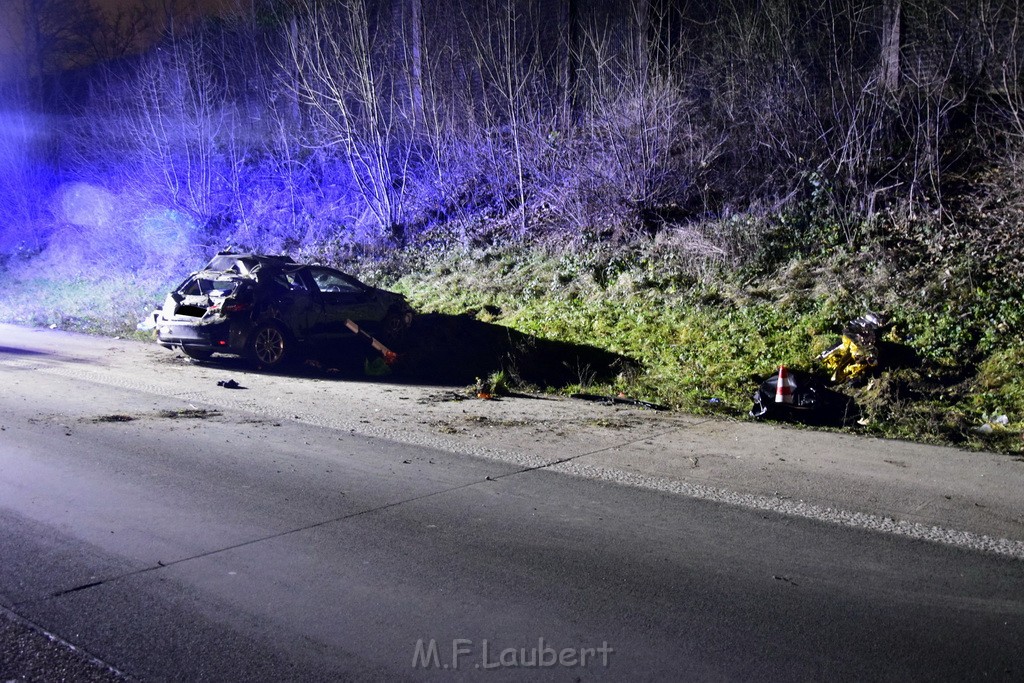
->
[546,461,1024,560]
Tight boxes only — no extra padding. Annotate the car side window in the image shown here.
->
[265,271,306,292]
[283,272,308,291]
[309,268,362,295]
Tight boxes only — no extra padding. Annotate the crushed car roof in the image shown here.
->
[201,253,298,276]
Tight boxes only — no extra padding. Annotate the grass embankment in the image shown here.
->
[0,257,175,338]
[371,237,1023,454]
[1,235,1021,453]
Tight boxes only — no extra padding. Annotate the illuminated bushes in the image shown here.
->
[2,1,1023,287]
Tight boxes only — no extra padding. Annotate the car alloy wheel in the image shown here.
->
[251,324,287,367]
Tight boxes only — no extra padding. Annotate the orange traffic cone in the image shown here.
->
[775,365,795,404]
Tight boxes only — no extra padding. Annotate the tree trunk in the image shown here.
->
[289,14,301,125]
[881,0,901,92]
[557,0,577,128]
[410,0,424,127]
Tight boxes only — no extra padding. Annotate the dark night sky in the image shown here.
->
[0,0,237,81]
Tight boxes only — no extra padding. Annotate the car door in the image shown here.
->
[258,268,320,341]
[304,267,382,339]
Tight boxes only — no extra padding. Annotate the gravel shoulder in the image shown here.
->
[1,323,1022,552]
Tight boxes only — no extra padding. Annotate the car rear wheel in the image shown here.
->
[249,323,290,369]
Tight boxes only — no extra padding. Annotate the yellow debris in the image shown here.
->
[820,334,878,382]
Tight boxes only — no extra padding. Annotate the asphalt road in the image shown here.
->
[1,335,1023,680]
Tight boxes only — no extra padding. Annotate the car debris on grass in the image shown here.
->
[748,313,922,426]
[749,363,859,426]
[819,312,888,383]
[973,414,1010,435]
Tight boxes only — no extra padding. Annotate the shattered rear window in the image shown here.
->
[180,277,244,296]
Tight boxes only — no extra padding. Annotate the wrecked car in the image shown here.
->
[155,252,413,368]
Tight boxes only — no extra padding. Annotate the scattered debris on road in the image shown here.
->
[158,408,221,419]
[419,391,468,404]
[92,414,135,423]
[217,379,244,389]
[570,393,668,411]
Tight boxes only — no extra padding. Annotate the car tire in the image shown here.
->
[380,309,411,344]
[182,347,214,361]
[248,322,290,369]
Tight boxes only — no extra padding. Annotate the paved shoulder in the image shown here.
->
[1,607,123,682]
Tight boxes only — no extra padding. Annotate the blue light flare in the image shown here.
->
[57,182,114,229]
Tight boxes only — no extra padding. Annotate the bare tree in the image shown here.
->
[113,29,229,218]
[557,2,717,238]
[85,1,155,62]
[408,0,425,128]
[289,0,418,238]
[9,0,101,106]
[0,108,54,248]
[463,0,546,235]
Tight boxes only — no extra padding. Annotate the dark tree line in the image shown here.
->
[3,0,1023,271]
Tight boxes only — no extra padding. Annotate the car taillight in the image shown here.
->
[209,301,250,314]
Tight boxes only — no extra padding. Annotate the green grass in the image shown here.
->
[0,265,173,339]
[385,241,1023,453]
[394,248,831,410]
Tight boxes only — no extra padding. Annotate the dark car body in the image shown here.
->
[155,253,413,367]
